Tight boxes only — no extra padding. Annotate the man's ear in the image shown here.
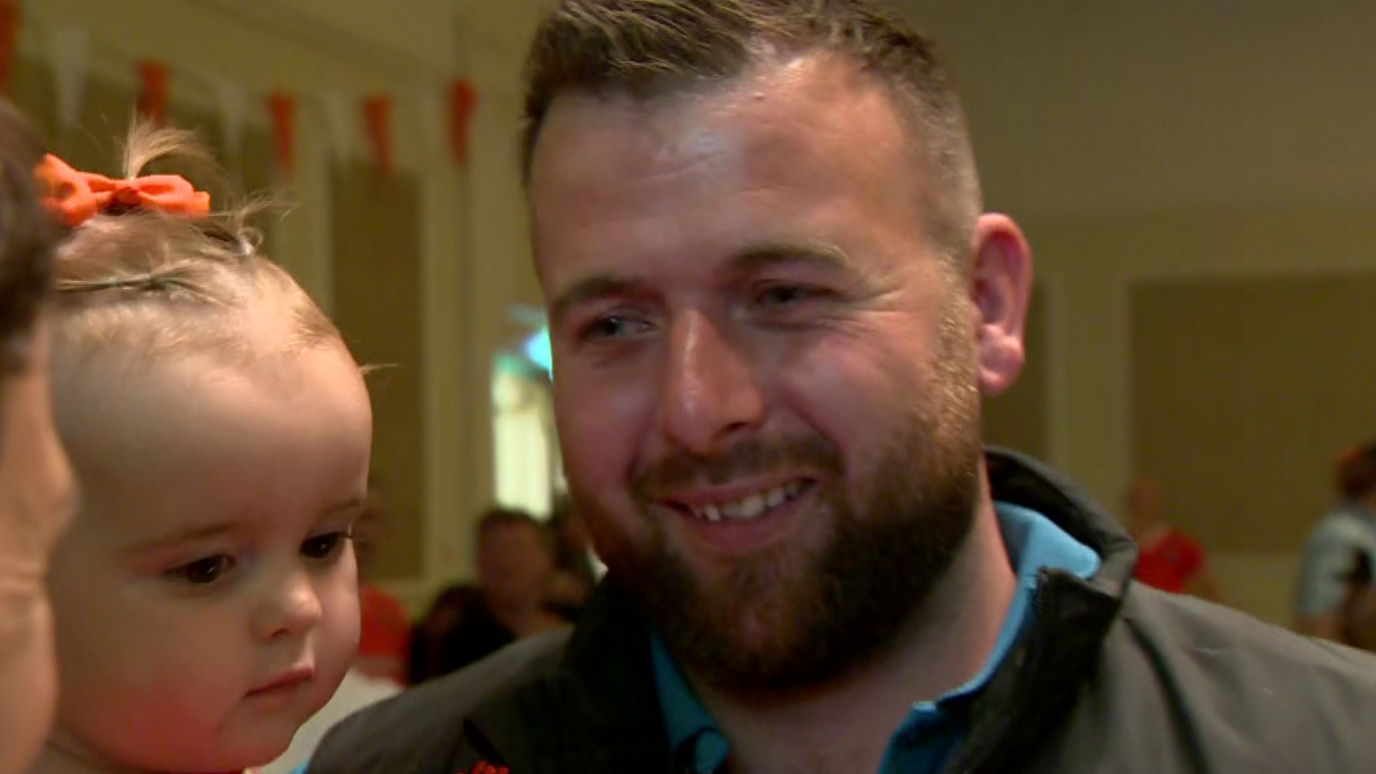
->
[969,214,1033,397]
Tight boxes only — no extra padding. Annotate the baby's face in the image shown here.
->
[46,338,372,772]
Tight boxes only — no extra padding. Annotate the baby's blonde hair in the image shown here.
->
[50,122,338,371]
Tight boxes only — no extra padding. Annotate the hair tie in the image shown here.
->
[34,153,210,228]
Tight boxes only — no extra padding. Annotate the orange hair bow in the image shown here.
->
[34,153,210,228]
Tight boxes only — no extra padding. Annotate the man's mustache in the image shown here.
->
[630,435,843,499]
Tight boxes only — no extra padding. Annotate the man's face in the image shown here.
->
[530,56,1005,689]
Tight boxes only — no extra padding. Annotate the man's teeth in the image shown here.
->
[689,480,806,522]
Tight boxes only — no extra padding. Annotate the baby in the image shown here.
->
[31,124,372,774]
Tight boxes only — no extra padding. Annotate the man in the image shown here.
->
[0,99,79,774]
[1124,478,1221,600]
[309,2,1376,772]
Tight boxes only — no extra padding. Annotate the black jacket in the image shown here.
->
[310,450,1376,773]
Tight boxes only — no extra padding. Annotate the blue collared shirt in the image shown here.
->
[651,501,1101,774]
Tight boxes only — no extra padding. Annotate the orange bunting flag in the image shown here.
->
[362,94,392,175]
[267,92,296,179]
[0,0,18,93]
[136,60,170,124]
[449,79,478,166]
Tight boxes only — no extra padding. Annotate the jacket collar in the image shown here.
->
[946,448,1137,772]
[985,447,1137,599]
[464,575,668,773]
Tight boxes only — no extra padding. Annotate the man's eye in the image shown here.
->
[166,555,235,585]
[301,532,349,561]
[756,284,821,308]
[579,314,650,342]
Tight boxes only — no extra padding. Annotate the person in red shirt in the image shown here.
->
[1126,478,1222,600]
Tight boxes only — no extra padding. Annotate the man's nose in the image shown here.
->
[656,310,765,455]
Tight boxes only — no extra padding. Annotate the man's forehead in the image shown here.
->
[529,54,909,195]
[528,55,930,306]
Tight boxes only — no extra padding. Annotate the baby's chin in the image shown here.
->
[215,651,353,769]
[220,684,340,770]
[214,718,311,772]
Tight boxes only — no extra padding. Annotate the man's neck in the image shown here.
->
[691,494,1017,774]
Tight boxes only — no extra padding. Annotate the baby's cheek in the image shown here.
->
[319,570,361,667]
[302,579,360,721]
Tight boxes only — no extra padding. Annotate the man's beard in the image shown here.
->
[595,311,984,692]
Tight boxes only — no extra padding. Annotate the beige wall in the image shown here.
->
[912,0,1376,626]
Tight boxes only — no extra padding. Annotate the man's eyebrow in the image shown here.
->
[547,243,858,325]
[548,274,651,327]
[725,241,859,276]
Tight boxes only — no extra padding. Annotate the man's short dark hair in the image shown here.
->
[520,0,982,264]
[0,99,57,373]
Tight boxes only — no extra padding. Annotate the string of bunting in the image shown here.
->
[0,8,479,180]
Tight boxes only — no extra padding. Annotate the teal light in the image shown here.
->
[522,326,552,376]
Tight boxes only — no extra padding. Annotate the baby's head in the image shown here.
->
[40,125,372,773]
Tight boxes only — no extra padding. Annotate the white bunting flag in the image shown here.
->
[210,76,249,162]
[316,91,354,164]
[415,87,446,169]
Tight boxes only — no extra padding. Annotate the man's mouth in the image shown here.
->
[668,478,814,522]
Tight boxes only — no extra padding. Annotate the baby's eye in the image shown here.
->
[301,532,350,562]
[165,554,235,586]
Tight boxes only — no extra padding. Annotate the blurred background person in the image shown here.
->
[544,495,604,619]
[1336,550,1376,651]
[407,507,569,684]
[1294,442,1376,639]
[406,583,482,686]
[1126,478,1221,601]
[353,480,410,686]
